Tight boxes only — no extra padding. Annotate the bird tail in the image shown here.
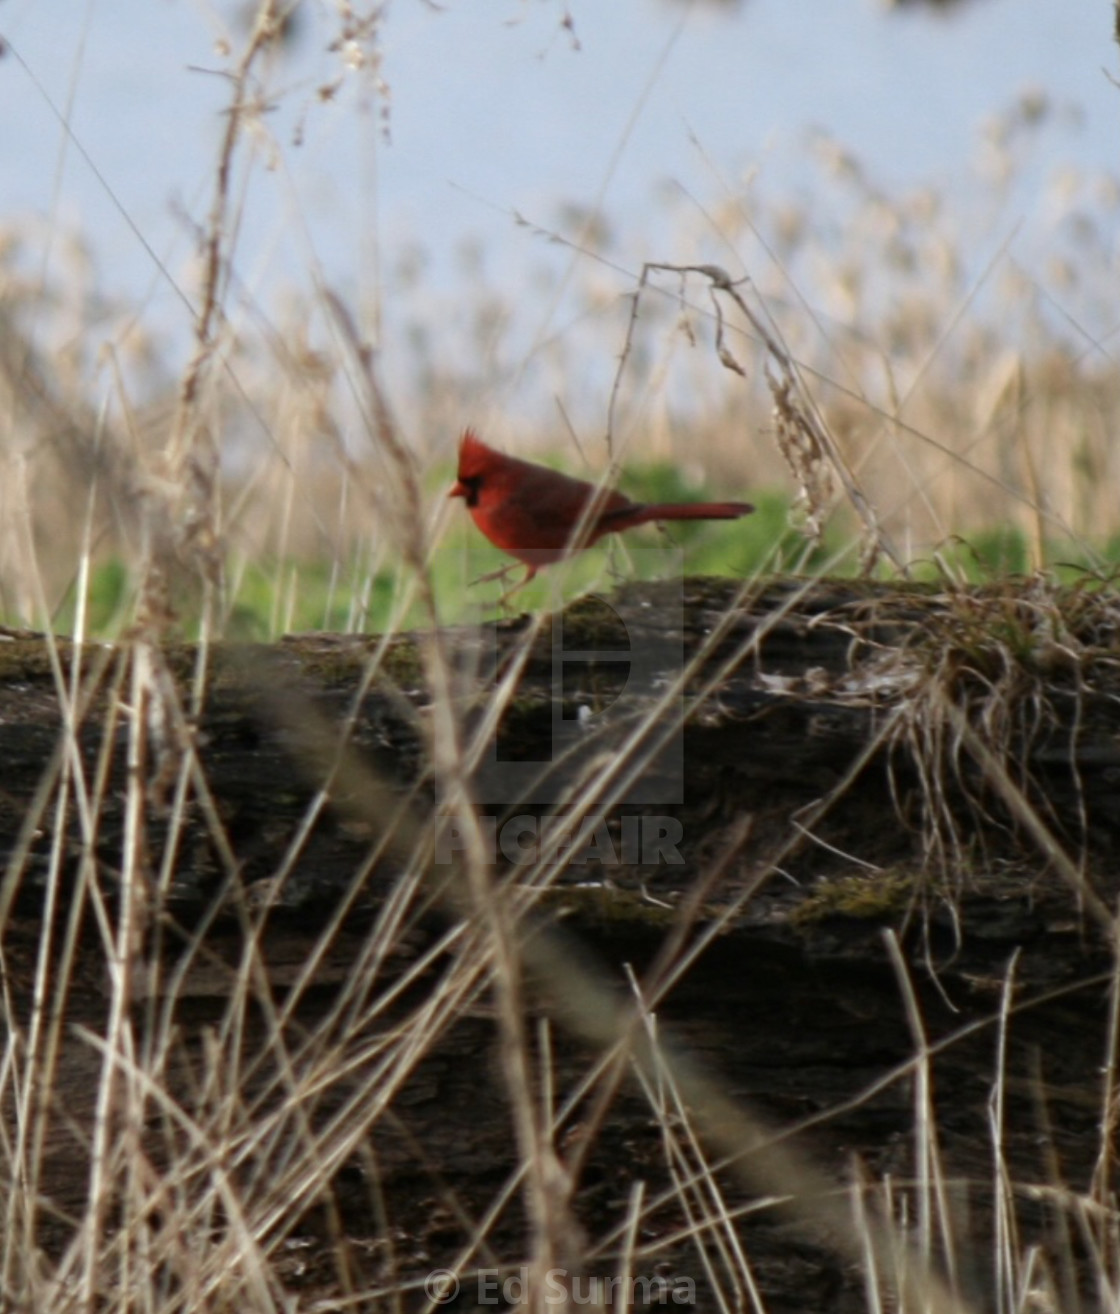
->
[603,501,754,528]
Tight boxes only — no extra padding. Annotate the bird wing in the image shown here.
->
[500,464,633,550]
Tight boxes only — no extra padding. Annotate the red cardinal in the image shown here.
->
[449,428,754,596]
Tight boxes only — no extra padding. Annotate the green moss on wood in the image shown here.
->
[789,870,915,926]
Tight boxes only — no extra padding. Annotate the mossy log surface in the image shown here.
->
[2,576,1118,1310]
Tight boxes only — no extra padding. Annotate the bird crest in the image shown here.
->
[457,427,491,478]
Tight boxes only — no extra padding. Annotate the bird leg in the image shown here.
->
[466,561,538,610]
[469,562,520,588]
[497,564,538,608]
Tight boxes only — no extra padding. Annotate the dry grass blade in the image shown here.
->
[0,8,1116,1311]
[164,0,291,600]
[325,295,589,1304]
[942,698,1110,930]
[250,641,980,1313]
[631,262,905,572]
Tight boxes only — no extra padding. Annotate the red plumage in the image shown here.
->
[449,428,754,594]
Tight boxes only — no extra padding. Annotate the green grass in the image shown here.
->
[40,489,1120,641]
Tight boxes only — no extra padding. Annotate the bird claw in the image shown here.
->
[496,582,530,611]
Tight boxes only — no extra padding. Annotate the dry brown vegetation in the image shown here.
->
[0,3,1119,1311]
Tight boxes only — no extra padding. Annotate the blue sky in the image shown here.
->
[0,0,1114,419]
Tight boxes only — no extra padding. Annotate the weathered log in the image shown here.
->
[0,577,1116,1310]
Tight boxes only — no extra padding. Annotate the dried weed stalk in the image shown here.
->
[611,262,905,572]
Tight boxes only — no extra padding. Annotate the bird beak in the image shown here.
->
[449,481,466,499]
